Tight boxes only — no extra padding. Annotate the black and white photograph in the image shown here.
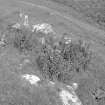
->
[0,0,105,105]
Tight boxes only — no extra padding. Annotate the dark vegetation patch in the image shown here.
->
[36,35,92,84]
[1,24,40,53]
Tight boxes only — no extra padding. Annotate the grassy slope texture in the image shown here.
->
[0,0,105,105]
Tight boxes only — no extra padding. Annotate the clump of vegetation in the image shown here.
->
[36,35,92,84]
[1,24,37,53]
[60,39,92,72]
[13,28,33,52]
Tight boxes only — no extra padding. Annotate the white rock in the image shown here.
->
[32,23,54,34]
[21,74,40,86]
[59,88,82,105]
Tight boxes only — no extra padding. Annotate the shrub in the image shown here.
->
[36,35,92,84]
[12,27,34,52]
[36,45,59,81]
[59,39,92,72]
[1,24,36,52]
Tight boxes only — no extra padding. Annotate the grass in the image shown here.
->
[1,3,105,105]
